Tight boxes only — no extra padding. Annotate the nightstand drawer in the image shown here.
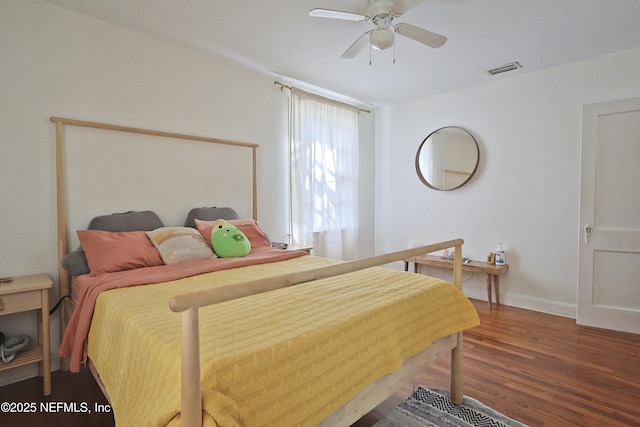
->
[0,290,42,315]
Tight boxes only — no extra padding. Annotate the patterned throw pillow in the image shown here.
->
[147,227,216,264]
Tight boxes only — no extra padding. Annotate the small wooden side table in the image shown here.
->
[286,245,313,255]
[0,274,53,395]
[405,255,509,309]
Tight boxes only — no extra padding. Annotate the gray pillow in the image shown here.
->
[61,247,90,277]
[88,210,164,232]
[61,210,164,276]
[183,207,239,228]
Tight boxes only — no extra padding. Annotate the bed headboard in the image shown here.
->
[51,116,259,302]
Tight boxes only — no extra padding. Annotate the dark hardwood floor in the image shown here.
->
[354,299,640,427]
[0,364,113,426]
[1,299,638,426]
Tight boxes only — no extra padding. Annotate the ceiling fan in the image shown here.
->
[309,0,447,59]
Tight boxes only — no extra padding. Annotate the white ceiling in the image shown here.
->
[42,0,640,106]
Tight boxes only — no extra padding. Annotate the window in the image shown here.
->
[289,88,359,260]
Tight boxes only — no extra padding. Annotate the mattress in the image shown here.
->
[83,255,479,426]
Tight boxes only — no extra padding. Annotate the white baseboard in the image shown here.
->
[462,285,576,319]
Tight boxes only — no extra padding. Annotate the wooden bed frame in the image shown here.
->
[170,239,465,427]
[52,117,468,427]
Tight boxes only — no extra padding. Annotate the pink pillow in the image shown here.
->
[77,230,164,276]
[195,218,271,249]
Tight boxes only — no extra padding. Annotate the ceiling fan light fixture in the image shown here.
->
[370,28,395,51]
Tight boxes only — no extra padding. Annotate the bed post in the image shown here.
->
[53,118,71,371]
[252,146,258,221]
[181,307,202,427]
[450,243,464,404]
[450,332,464,404]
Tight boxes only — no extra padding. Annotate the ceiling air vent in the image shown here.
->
[487,62,522,75]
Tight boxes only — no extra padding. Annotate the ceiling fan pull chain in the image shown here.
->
[393,41,396,64]
[369,43,372,65]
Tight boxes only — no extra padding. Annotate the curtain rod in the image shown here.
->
[274,81,371,114]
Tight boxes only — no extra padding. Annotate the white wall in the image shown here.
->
[5,0,635,388]
[0,0,375,385]
[375,46,640,316]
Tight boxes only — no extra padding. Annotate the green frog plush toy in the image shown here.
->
[210,219,251,258]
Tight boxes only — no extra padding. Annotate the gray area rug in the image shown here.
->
[374,386,529,427]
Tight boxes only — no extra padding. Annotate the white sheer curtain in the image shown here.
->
[289,87,359,260]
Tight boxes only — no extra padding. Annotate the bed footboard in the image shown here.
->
[317,333,460,427]
[170,239,466,427]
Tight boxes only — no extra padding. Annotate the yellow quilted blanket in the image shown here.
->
[87,256,479,426]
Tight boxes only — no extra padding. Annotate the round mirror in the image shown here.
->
[415,127,480,191]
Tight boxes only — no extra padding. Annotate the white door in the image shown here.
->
[578,97,640,334]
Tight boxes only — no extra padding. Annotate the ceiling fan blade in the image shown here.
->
[391,0,426,16]
[341,30,373,58]
[395,23,447,48]
[309,8,367,22]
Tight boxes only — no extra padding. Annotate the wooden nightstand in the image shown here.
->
[0,274,52,396]
[286,245,313,255]
[273,243,313,255]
